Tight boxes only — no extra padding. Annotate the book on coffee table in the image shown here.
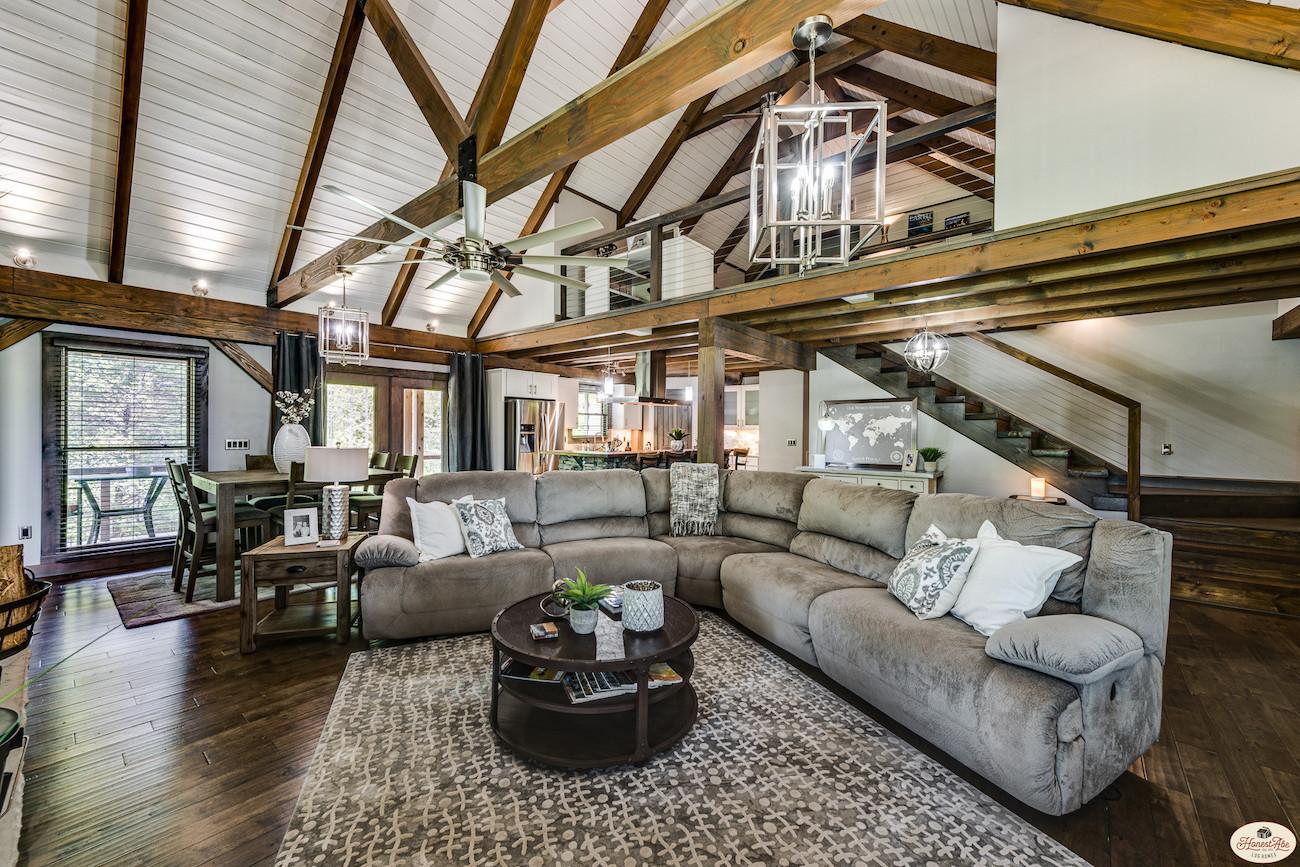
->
[500,658,564,683]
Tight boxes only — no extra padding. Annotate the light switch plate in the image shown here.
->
[225,439,251,451]
[785,438,798,447]
[1161,443,1173,455]
[18,526,32,541]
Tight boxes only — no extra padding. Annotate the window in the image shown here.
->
[43,335,207,558]
[325,382,377,449]
[575,382,608,437]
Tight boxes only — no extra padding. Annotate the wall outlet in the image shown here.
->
[1161,443,1173,455]
[785,438,798,447]
[18,526,32,541]
[225,439,250,451]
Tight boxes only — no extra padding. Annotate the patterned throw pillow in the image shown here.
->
[452,497,523,559]
[887,524,981,620]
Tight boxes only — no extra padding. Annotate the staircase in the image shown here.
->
[1145,516,1300,616]
[823,345,1130,512]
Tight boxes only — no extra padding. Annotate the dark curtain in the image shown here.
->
[273,331,325,446]
[447,352,490,472]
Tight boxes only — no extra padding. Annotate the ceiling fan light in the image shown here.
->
[460,268,492,285]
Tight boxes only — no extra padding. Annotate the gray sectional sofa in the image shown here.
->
[355,468,1171,816]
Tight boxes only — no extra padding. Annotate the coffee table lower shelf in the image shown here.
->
[491,683,697,769]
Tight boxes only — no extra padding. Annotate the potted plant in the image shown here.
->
[553,568,612,634]
[272,388,316,473]
[918,447,946,473]
[669,428,687,453]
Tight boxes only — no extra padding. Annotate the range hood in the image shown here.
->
[609,351,685,406]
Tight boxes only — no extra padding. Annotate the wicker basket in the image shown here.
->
[0,545,50,661]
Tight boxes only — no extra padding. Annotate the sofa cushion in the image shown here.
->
[905,493,1097,603]
[642,467,672,514]
[987,615,1145,685]
[720,552,882,665]
[797,478,916,558]
[539,516,649,546]
[1082,520,1173,662]
[722,471,809,523]
[372,548,555,615]
[537,469,646,524]
[543,537,677,594]
[380,473,540,547]
[807,587,1083,813]
[654,534,781,608]
[714,512,797,548]
[789,531,898,581]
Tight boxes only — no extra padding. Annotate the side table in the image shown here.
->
[239,534,364,654]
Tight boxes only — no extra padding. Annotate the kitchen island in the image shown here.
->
[541,449,696,470]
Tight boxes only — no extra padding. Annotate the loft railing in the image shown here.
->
[964,332,1142,521]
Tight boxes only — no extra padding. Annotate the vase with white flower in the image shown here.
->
[272,388,316,473]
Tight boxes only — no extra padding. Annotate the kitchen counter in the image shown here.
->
[541,449,695,470]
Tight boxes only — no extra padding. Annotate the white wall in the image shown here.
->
[995,5,1300,230]
[759,355,1091,510]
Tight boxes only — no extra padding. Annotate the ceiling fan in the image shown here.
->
[296,138,625,300]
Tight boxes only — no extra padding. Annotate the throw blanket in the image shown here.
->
[671,462,719,536]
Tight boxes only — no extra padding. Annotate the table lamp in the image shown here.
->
[305,446,369,541]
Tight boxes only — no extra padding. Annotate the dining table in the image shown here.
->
[189,467,403,602]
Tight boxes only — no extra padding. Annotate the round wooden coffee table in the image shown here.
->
[489,592,699,768]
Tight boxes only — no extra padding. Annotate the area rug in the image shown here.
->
[106,570,337,628]
[276,613,1086,867]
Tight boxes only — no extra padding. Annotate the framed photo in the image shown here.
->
[821,398,919,469]
[944,212,970,230]
[902,449,919,471]
[907,211,933,237]
[283,507,319,546]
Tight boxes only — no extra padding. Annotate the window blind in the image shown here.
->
[44,337,207,557]
[575,382,609,437]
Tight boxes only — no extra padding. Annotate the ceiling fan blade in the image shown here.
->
[320,183,445,242]
[462,181,486,244]
[500,217,603,253]
[424,267,460,293]
[490,270,522,298]
[512,265,590,290]
[517,254,630,268]
[336,257,416,268]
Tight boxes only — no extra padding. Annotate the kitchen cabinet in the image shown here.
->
[725,385,760,428]
[502,369,557,399]
[609,401,643,430]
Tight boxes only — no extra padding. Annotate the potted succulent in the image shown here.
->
[669,428,687,453]
[918,446,946,473]
[553,568,612,634]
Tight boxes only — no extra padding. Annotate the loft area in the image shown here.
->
[1,0,1299,865]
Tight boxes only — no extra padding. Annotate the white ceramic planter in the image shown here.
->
[273,423,311,473]
[923,460,939,473]
[622,580,664,632]
[670,439,685,453]
[569,607,599,634]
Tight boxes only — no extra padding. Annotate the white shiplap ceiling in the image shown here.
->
[0,0,997,335]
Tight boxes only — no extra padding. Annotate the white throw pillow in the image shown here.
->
[407,496,469,562]
[950,520,1084,636]
[886,524,981,620]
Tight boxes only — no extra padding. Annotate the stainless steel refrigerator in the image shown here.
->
[504,398,555,473]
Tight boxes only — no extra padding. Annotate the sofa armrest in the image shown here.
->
[986,614,1145,685]
[356,534,420,570]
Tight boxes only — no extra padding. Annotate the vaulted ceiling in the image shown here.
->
[0,0,999,335]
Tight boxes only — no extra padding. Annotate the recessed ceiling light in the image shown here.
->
[191,277,209,296]
[12,247,34,267]
[425,319,439,333]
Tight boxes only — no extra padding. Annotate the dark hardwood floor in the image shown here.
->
[17,575,1300,866]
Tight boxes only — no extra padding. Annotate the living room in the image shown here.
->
[1,0,1299,864]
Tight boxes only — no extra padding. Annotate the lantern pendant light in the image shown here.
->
[748,16,888,273]
[319,268,370,365]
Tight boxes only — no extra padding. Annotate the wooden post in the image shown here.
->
[649,223,663,302]
[801,369,810,466]
[1127,404,1142,522]
[697,344,725,466]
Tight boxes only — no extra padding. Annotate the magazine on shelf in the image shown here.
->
[560,663,683,704]
[500,658,565,683]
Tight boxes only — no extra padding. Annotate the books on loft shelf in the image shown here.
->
[561,663,682,704]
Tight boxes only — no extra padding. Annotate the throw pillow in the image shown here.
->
[950,520,1084,636]
[670,462,719,536]
[406,496,468,562]
[886,524,981,620]
[452,497,524,558]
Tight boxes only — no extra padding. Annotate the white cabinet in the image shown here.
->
[609,401,643,430]
[502,369,557,399]
[800,468,942,493]
[724,385,760,428]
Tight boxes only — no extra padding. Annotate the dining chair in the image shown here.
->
[266,462,316,534]
[244,454,276,471]
[352,455,413,529]
[245,454,319,511]
[169,461,273,603]
[732,447,750,470]
[636,451,662,471]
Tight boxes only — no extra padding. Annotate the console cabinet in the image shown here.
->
[797,466,942,494]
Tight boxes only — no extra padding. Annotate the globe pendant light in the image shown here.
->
[903,328,949,373]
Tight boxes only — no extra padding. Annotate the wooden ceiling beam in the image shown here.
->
[998,0,1300,72]
[210,339,273,393]
[0,317,51,352]
[107,0,150,284]
[1273,303,1300,340]
[380,236,432,326]
[363,0,470,161]
[268,0,366,289]
[835,66,996,138]
[475,171,1300,354]
[276,0,878,306]
[688,41,881,138]
[699,316,815,370]
[835,14,996,84]
[618,92,715,228]
[472,0,552,152]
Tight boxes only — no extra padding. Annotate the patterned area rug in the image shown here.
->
[277,613,1088,867]
[106,570,337,628]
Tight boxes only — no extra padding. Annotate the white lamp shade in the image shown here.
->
[304,446,369,483]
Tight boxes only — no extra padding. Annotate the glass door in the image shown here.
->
[399,384,445,475]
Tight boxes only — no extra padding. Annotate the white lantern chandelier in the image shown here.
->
[748,16,887,274]
[319,267,370,365]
